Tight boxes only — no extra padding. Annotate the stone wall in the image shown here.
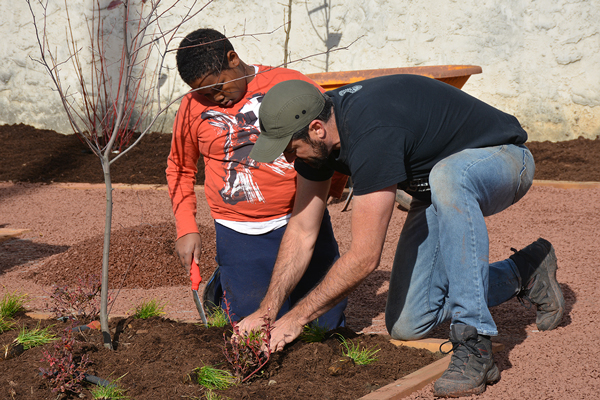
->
[1,0,599,141]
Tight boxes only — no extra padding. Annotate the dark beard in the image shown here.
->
[305,138,330,169]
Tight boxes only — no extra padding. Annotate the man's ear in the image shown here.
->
[226,50,241,68]
[309,120,326,140]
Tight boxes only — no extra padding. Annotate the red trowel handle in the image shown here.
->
[190,259,202,291]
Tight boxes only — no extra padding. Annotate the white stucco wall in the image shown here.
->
[1,0,599,141]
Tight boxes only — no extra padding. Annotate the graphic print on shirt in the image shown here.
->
[201,93,294,205]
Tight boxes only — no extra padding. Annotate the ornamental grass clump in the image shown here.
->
[204,390,230,400]
[193,365,236,390]
[206,305,229,328]
[0,316,15,333]
[336,334,380,366]
[300,320,329,343]
[5,323,58,360]
[132,299,166,319]
[0,291,28,319]
[89,374,130,399]
[222,295,271,383]
[14,324,57,350]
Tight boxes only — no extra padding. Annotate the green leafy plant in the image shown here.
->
[40,325,90,394]
[222,295,271,383]
[90,374,130,399]
[132,299,166,319]
[192,365,236,390]
[0,291,28,319]
[14,324,57,349]
[300,320,328,343]
[47,276,102,323]
[0,316,15,333]
[336,334,380,365]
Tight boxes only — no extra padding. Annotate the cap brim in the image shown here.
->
[249,132,292,163]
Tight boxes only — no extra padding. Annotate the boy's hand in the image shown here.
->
[175,233,202,271]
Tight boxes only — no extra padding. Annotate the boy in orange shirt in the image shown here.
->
[166,28,347,327]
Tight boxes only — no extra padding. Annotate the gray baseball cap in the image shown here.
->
[250,80,325,163]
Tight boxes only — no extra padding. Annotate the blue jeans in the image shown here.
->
[215,209,347,330]
[385,144,535,338]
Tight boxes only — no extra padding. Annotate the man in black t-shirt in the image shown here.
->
[240,76,565,397]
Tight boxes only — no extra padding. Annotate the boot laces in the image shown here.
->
[439,338,482,373]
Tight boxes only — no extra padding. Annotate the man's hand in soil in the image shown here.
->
[175,232,202,271]
[238,312,303,353]
[270,315,304,352]
[238,313,267,336]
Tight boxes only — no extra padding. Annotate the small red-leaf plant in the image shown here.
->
[40,325,91,394]
[46,275,103,323]
[221,293,272,383]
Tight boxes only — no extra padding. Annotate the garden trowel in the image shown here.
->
[190,259,208,327]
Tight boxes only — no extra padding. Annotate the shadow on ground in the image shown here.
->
[0,239,69,273]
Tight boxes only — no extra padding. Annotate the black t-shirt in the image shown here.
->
[295,74,527,197]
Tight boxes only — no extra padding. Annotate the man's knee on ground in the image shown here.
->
[386,317,430,341]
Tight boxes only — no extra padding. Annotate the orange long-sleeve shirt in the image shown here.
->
[167,66,325,239]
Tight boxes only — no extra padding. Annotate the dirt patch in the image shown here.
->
[0,313,442,400]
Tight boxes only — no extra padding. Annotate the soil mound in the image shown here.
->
[24,223,217,289]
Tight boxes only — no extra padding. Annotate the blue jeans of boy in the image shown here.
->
[215,209,347,330]
[386,144,535,338]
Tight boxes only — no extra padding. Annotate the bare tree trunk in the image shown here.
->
[100,156,113,349]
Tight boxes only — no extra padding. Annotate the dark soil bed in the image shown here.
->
[0,313,442,400]
[3,123,600,185]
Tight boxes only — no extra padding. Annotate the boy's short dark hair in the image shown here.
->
[176,28,234,85]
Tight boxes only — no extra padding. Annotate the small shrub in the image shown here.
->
[193,365,236,390]
[40,325,91,394]
[90,375,130,399]
[47,276,101,322]
[222,295,271,383]
[300,320,328,343]
[132,299,166,319]
[336,334,380,365]
[0,291,28,319]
